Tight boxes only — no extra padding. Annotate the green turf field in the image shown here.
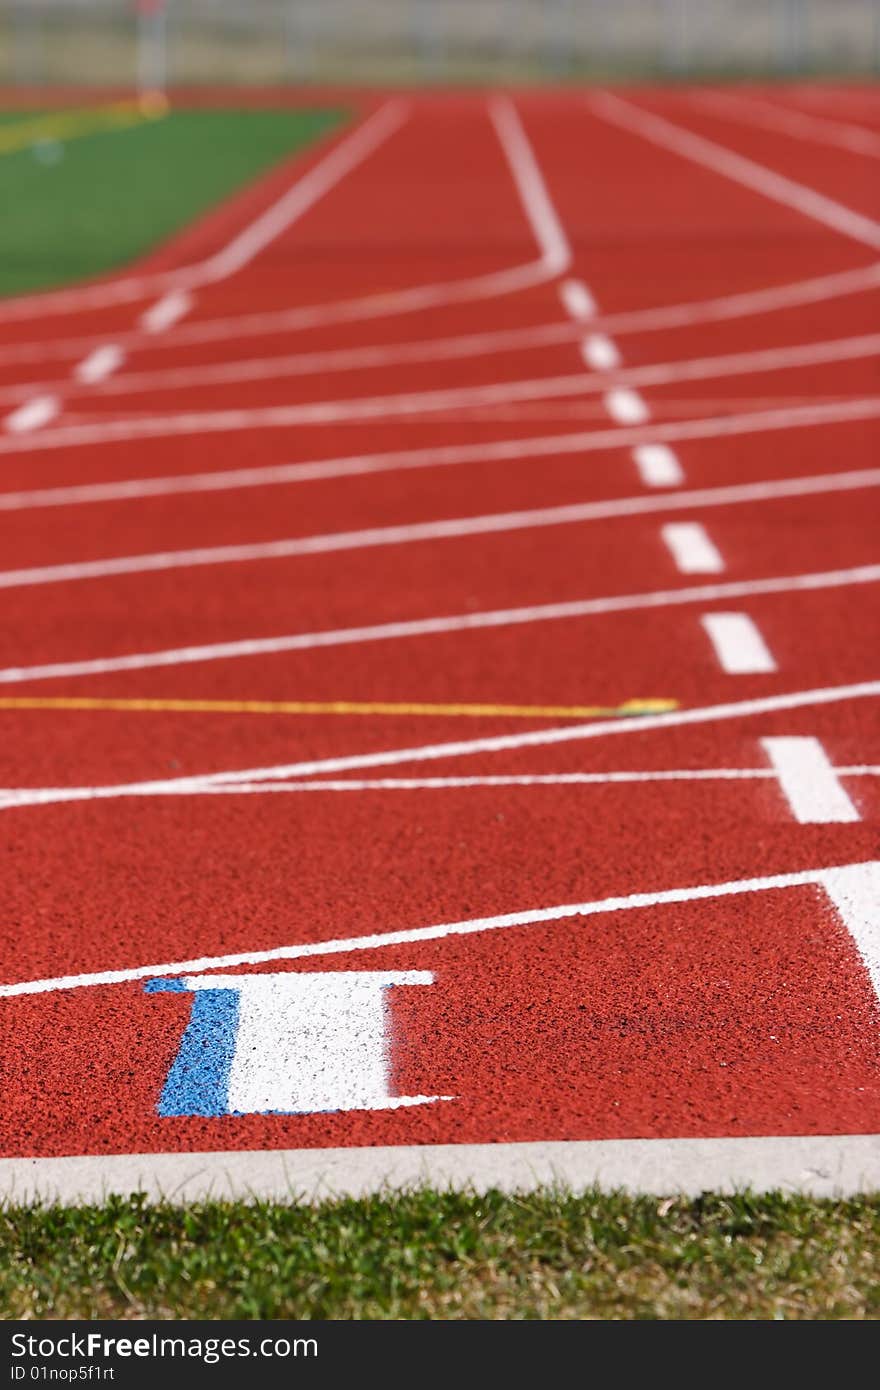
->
[0,104,344,297]
[2,1189,878,1319]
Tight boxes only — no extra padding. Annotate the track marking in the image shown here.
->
[6,327,879,444]
[761,736,861,824]
[559,279,597,320]
[149,970,446,1117]
[6,764,880,808]
[9,327,878,454]
[0,695,676,721]
[0,561,876,690]
[4,395,59,434]
[96,767,880,794]
[3,459,880,592]
[633,443,684,487]
[10,319,596,400]
[1,678,878,813]
[73,344,125,385]
[0,397,875,512]
[590,92,880,252]
[1,857,877,999]
[700,612,777,674]
[3,258,878,370]
[694,91,880,158]
[140,290,193,335]
[582,334,621,371]
[193,105,411,285]
[18,314,875,406]
[487,98,571,275]
[602,387,651,424]
[662,522,725,574]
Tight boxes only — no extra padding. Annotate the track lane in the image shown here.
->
[1,86,879,1183]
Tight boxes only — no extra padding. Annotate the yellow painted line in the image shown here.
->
[0,695,679,720]
[0,98,168,157]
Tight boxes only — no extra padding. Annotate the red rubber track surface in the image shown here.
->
[1,85,879,1158]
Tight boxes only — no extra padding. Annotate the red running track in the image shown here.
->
[0,84,878,1191]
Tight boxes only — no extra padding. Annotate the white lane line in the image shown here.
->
[0,102,410,325]
[590,92,880,252]
[559,279,597,320]
[762,736,861,823]
[662,522,724,574]
[12,318,876,406]
[488,98,571,274]
[73,344,125,385]
[2,461,879,593]
[4,395,60,434]
[2,679,879,814]
[604,386,651,425]
[41,767,877,795]
[140,290,193,335]
[695,91,880,158]
[0,397,875,512]
[581,333,622,370]
[3,258,878,370]
[0,560,876,690]
[1,856,876,998]
[632,443,684,487]
[700,612,777,674]
[201,106,411,284]
[49,319,591,399]
[8,321,878,422]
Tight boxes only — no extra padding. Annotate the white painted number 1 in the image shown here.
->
[147,970,451,1117]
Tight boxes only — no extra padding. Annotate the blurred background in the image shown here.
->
[1,0,879,90]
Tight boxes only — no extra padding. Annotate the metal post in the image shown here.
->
[136,0,169,99]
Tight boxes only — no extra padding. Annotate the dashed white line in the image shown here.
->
[761,736,861,824]
[604,386,650,425]
[4,395,60,434]
[632,443,684,487]
[140,289,194,335]
[581,333,621,371]
[662,522,725,574]
[559,278,597,320]
[73,344,125,385]
[700,612,777,674]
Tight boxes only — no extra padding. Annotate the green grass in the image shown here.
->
[0,106,345,297]
[2,1188,879,1319]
